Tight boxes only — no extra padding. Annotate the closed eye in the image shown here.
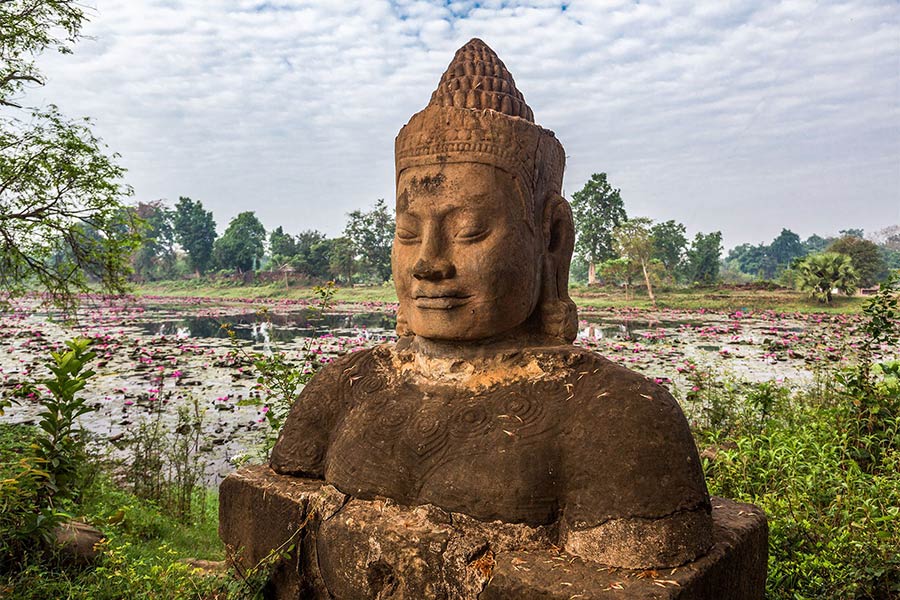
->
[454,227,489,242]
[396,228,420,243]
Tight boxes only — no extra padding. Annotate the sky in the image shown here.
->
[23,0,900,250]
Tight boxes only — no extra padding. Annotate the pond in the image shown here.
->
[0,295,880,485]
[136,310,397,343]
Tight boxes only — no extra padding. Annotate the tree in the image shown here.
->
[213,212,266,273]
[130,200,174,281]
[293,230,330,279]
[268,226,296,260]
[767,229,805,275]
[0,1,139,309]
[614,217,658,305]
[685,231,723,285]
[726,243,768,278]
[344,199,394,283]
[828,236,886,287]
[795,252,859,303]
[327,236,356,284]
[172,196,217,275]
[570,173,627,285]
[802,234,830,255]
[650,220,687,281]
[880,246,900,271]
[839,228,864,239]
[598,257,639,298]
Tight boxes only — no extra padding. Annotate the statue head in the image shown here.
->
[392,39,578,344]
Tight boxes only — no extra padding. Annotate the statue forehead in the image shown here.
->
[396,162,530,222]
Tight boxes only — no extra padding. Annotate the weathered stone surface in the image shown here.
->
[218,467,346,599]
[220,467,766,599]
[222,37,766,597]
[272,344,712,544]
[52,520,104,565]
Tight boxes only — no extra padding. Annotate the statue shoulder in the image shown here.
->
[554,346,710,527]
[269,344,392,476]
[559,346,686,423]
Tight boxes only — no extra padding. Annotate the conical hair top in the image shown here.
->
[428,38,534,122]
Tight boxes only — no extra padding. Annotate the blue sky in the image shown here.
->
[24,0,900,249]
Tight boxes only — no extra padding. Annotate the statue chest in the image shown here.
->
[324,381,565,525]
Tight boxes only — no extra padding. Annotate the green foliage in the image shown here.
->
[0,337,98,569]
[828,236,887,288]
[703,399,900,599]
[695,287,900,599]
[767,229,805,273]
[727,230,816,281]
[122,369,207,524]
[802,233,830,255]
[214,211,266,273]
[570,172,627,273]
[268,227,333,281]
[173,196,217,275]
[294,230,331,279]
[597,256,637,289]
[837,274,899,471]
[0,106,139,311]
[327,236,356,283]
[30,338,98,501]
[685,231,723,284]
[0,1,83,105]
[0,446,58,569]
[613,217,661,303]
[268,225,296,259]
[726,242,769,278]
[1,448,227,599]
[130,200,176,281]
[0,2,138,311]
[650,219,687,280]
[795,252,859,303]
[881,245,900,271]
[344,199,394,283]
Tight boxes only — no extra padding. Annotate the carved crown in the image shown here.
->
[395,39,565,202]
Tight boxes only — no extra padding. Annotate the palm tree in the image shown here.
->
[795,252,859,303]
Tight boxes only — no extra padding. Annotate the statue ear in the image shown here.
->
[542,192,575,284]
[538,193,578,343]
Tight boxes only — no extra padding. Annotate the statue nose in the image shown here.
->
[412,258,456,281]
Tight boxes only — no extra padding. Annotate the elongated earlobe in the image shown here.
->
[539,193,578,343]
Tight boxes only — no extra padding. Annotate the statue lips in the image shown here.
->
[412,292,472,309]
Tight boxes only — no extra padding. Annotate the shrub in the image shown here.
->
[699,279,900,598]
[795,252,859,303]
[0,337,99,570]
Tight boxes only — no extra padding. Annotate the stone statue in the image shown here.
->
[220,39,767,600]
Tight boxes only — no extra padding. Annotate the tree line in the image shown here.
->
[568,173,899,303]
[125,197,395,285]
[726,228,897,289]
[569,173,725,296]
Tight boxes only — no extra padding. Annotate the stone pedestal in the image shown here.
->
[220,466,767,600]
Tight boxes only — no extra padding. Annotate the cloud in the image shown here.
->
[23,0,900,248]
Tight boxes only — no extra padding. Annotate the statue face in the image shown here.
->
[393,162,540,341]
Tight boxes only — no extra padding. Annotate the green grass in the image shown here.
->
[136,279,398,304]
[571,285,867,313]
[135,279,866,314]
[0,423,226,600]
